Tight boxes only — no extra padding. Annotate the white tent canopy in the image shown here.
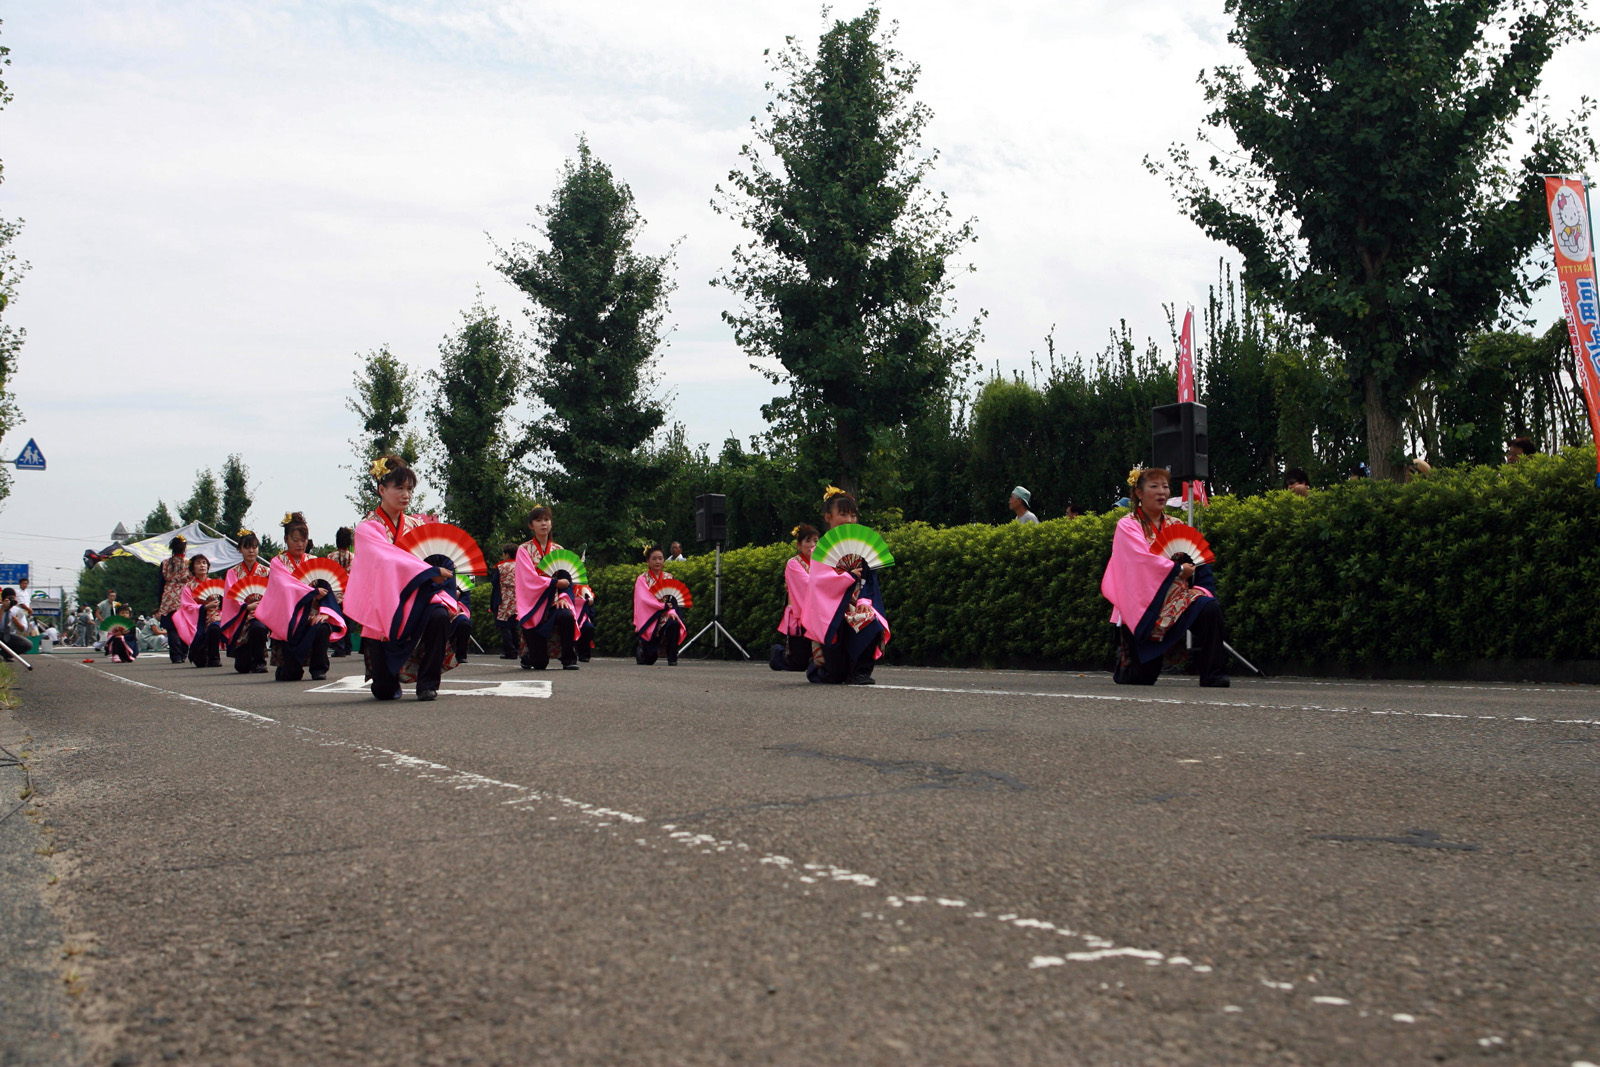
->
[122,521,243,571]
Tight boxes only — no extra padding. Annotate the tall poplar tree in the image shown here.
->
[219,453,252,536]
[179,469,221,530]
[714,6,981,497]
[0,23,26,508]
[496,138,672,562]
[427,298,525,551]
[1153,0,1593,479]
[346,346,422,514]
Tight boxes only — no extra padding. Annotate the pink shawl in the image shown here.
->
[257,555,348,643]
[1101,513,1211,627]
[172,584,202,645]
[343,517,436,641]
[633,572,684,640]
[779,556,810,636]
[801,566,857,644]
[514,542,555,629]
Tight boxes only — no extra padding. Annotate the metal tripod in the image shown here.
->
[680,542,749,659]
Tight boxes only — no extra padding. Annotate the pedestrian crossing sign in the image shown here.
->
[13,438,44,471]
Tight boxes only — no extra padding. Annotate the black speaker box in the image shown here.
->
[1151,402,1209,482]
[695,493,728,543]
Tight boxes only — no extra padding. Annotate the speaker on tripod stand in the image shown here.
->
[681,494,749,659]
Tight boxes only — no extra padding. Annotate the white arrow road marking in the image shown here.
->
[305,674,552,698]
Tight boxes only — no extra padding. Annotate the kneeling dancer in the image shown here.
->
[633,546,683,666]
[1101,466,1229,687]
[343,455,460,701]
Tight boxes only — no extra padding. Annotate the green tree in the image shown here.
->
[714,7,981,497]
[1154,0,1594,479]
[346,345,423,514]
[426,298,526,551]
[219,454,252,536]
[179,469,221,530]
[144,500,176,536]
[496,138,673,563]
[0,24,25,508]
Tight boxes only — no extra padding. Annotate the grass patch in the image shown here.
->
[0,663,18,710]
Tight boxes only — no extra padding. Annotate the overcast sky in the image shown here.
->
[2,0,1595,592]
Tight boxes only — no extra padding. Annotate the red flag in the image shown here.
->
[1176,308,1208,505]
[1545,176,1600,487]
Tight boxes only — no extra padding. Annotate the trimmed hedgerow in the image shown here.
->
[572,445,1599,670]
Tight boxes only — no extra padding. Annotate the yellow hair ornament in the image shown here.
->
[642,545,652,559]
[237,527,253,538]
[281,512,296,527]
[791,525,802,538]
[369,456,393,480]
[823,485,846,502]
[1126,466,1147,488]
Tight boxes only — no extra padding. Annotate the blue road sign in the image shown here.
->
[0,563,28,585]
[13,438,44,471]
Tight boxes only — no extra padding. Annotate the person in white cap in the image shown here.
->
[1009,486,1038,524]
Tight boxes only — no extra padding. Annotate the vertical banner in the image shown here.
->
[1176,308,1209,505]
[1545,175,1600,487]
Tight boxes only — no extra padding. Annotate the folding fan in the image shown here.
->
[193,578,226,601]
[98,614,134,632]
[536,548,589,586]
[650,577,693,610]
[293,557,349,600]
[225,575,269,605]
[815,523,895,570]
[395,523,488,576]
[1149,522,1215,566]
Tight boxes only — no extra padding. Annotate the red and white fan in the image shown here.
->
[192,578,226,601]
[225,575,269,605]
[293,557,349,600]
[1149,522,1215,566]
[650,577,693,610]
[394,523,488,576]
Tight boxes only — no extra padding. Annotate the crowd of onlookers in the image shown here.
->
[0,581,173,657]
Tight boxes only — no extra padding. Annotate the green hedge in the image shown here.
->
[566,445,1600,671]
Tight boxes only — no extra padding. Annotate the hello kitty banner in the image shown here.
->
[1544,175,1600,486]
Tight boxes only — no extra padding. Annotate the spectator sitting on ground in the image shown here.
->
[667,541,686,562]
[1009,486,1038,525]
[1284,467,1311,497]
[138,616,168,652]
[1506,436,1537,464]
[0,589,31,654]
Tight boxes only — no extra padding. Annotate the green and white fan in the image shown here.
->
[815,523,895,570]
[537,548,589,586]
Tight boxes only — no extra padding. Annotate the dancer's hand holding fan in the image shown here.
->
[537,549,589,588]
[814,524,895,575]
[1148,522,1215,573]
[650,578,692,610]
[394,523,488,581]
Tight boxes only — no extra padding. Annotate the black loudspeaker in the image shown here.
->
[1151,402,1209,482]
[695,493,728,543]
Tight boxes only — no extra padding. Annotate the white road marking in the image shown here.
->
[870,683,1600,728]
[77,662,1421,1027]
[304,674,552,698]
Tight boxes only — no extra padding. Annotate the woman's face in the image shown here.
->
[646,551,665,573]
[192,559,210,580]
[286,529,309,555]
[378,480,412,514]
[1137,474,1170,517]
[827,507,858,529]
[241,545,259,566]
[799,535,818,559]
[530,515,553,541]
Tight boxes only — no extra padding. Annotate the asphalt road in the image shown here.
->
[2,651,1597,1066]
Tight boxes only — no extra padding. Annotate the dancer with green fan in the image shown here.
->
[801,488,892,685]
[513,506,583,671]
